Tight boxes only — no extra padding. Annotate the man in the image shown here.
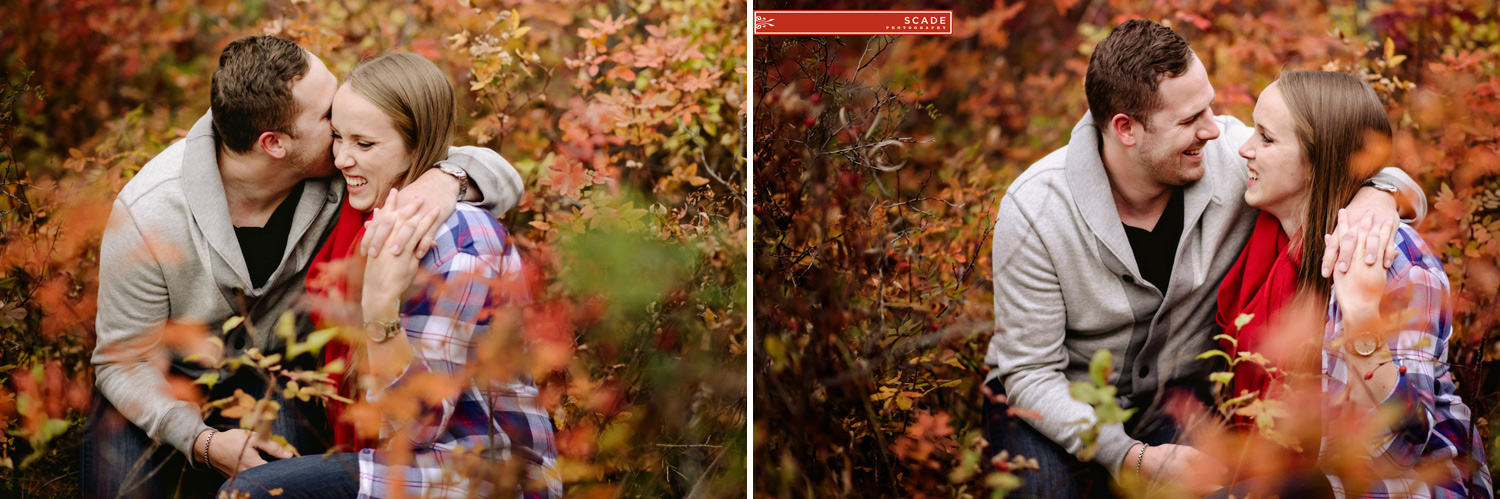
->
[983,19,1425,498]
[82,35,525,498]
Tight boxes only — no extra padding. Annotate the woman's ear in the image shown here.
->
[257,131,288,159]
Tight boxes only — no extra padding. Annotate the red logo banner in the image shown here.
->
[752,10,954,35]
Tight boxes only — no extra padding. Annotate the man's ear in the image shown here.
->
[1109,113,1139,148]
[257,131,288,160]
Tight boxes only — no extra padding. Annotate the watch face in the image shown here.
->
[1353,336,1379,356]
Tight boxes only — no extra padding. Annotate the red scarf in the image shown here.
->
[306,199,371,449]
[1215,211,1299,412]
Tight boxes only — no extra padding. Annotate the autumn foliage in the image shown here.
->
[754,0,1500,497]
[0,0,746,497]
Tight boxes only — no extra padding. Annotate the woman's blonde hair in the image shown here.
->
[1276,70,1393,294]
[344,53,456,188]
[341,53,456,399]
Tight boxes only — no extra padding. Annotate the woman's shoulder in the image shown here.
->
[434,204,514,258]
[1391,223,1445,280]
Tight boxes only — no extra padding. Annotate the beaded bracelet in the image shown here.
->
[1135,443,1148,475]
[203,429,217,467]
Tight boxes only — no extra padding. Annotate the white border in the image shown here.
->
[744,0,756,497]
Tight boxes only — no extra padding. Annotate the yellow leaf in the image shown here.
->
[275,312,296,341]
[289,328,339,359]
[222,316,244,333]
[1233,313,1254,330]
[194,372,219,389]
[510,9,521,31]
[1384,37,1395,62]
[514,26,531,38]
[269,488,283,496]
[267,435,298,457]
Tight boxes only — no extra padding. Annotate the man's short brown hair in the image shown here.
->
[1085,19,1195,130]
[210,36,310,154]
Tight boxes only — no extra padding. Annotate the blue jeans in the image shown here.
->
[1206,471,1333,499]
[80,370,329,499]
[219,452,360,499]
[982,378,1185,499]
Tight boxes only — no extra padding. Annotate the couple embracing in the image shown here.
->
[83,36,558,499]
[985,19,1491,499]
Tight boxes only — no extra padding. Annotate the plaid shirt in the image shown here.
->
[1321,224,1491,499]
[358,205,561,499]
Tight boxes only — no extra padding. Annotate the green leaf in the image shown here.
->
[986,471,1022,490]
[194,372,220,389]
[764,335,788,366]
[1195,350,1232,363]
[1096,385,1117,401]
[275,312,297,341]
[289,327,340,360]
[1095,404,1136,424]
[1223,390,1259,408]
[1209,371,1234,385]
[222,316,244,333]
[1069,382,1099,405]
[1212,334,1237,348]
[1076,444,1098,462]
[1088,349,1112,387]
[1233,313,1254,330]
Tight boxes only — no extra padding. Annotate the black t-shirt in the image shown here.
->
[233,182,303,289]
[1122,188,1184,293]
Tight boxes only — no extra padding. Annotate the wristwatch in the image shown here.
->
[1350,334,1385,356]
[1363,178,1399,195]
[364,319,403,343]
[433,163,469,201]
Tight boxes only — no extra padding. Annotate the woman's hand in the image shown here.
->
[1330,209,1394,324]
[361,188,440,313]
[1330,209,1400,409]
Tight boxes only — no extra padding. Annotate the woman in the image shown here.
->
[220,53,560,499]
[1217,70,1489,498]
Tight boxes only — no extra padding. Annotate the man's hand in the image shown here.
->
[360,169,460,257]
[1131,443,1228,496]
[1321,186,1401,278]
[196,428,295,477]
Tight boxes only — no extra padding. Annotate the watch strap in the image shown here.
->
[1363,178,1399,194]
[434,163,468,201]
